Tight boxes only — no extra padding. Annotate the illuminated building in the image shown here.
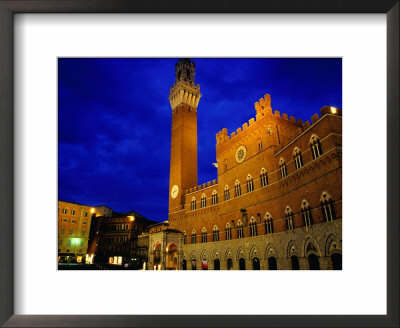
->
[146,58,342,270]
[57,200,111,263]
[89,211,156,266]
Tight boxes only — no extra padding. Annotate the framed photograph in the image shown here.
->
[0,1,398,327]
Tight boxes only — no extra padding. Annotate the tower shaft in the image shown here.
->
[168,59,201,216]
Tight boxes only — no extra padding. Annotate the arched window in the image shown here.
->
[279,158,287,178]
[227,258,233,270]
[301,199,313,228]
[331,253,342,270]
[257,138,263,152]
[214,259,220,270]
[320,192,336,221]
[264,212,274,234]
[191,197,196,210]
[310,134,323,159]
[183,231,187,245]
[268,257,278,270]
[260,168,268,187]
[293,147,303,170]
[211,190,218,205]
[237,220,244,239]
[291,255,300,270]
[285,206,295,231]
[253,257,260,270]
[224,159,228,172]
[212,225,219,242]
[239,258,246,270]
[234,180,242,197]
[224,185,230,201]
[201,193,207,208]
[191,229,196,244]
[225,223,232,240]
[246,174,254,192]
[308,253,320,270]
[201,227,207,243]
[249,216,257,236]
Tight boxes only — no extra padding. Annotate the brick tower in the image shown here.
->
[168,59,201,218]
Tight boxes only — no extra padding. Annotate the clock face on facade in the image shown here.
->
[171,185,179,199]
[235,145,247,163]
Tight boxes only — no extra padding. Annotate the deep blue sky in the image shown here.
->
[58,58,342,221]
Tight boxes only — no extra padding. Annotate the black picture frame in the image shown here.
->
[0,1,398,327]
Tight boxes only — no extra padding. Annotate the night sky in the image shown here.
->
[58,58,342,222]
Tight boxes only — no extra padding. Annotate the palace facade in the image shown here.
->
[147,59,342,270]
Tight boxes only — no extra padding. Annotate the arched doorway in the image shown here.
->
[331,253,342,270]
[191,259,197,270]
[214,259,220,270]
[291,255,300,270]
[227,258,233,270]
[268,257,277,270]
[153,242,161,270]
[166,243,178,270]
[239,258,246,270]
[308,254,320,270]
[182,259,187,270]
[252,257,260,270]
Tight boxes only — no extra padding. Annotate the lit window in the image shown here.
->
[225,223,232,240]
[224,185,230,201]
[191,197,196,210]
[279,158,287,178]
[264,212,274,234]
[201,227,207,243]
[237,220,244,239]
[293,147,303,170]
[310,134,323,159]
[260,168,268,187]
[246,174,254,192]
[234,180,241,197]
[211,190,218,205]
[285,206,295,231]
[201,193,207,208]
[301,199,313,228]
[249,217,257,236]
[212,225,219,242]
[191,229,197,244]
[320,192,336,221]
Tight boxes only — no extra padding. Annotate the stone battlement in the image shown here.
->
[185,179,217,195]
[216,93,332,147]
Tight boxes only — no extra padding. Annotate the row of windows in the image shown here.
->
[184,192,337,244]
[61,218,87,224]
[184,253,342,270]
[59,227,87,236]
[59,208,89,217]
[190,135,324,210]
[223,134,323,172]
[99,236,129,244]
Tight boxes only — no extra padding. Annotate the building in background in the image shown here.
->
[145,58,342,270]
[57,200,107,263]
[88,211,156,267]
